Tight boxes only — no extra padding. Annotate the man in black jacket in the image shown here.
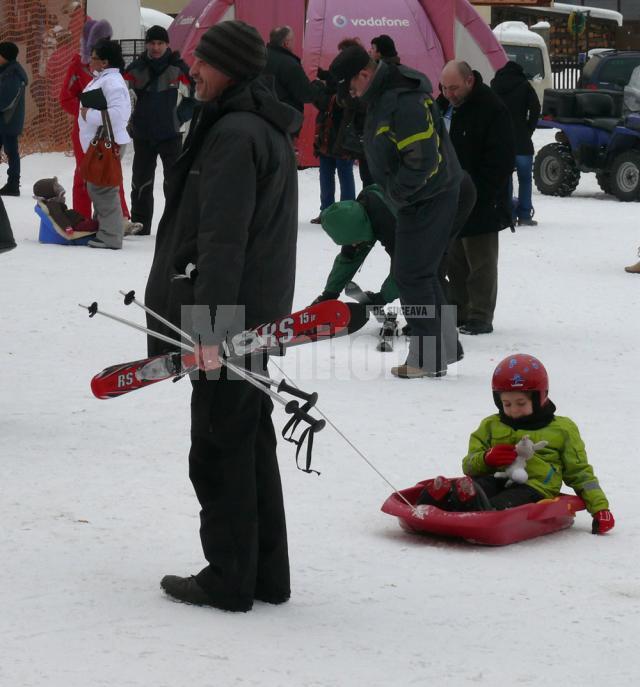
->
[438,61,515,336]
[124,26,195,235]
[331,46,464,378]
[146,21,301,611]
[491,61,541,226]
[264,25,313,118]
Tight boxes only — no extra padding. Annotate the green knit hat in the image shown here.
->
[320,201,374,245]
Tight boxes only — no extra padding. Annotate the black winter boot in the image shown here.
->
[161,574,253,612]
[0,179,20,197]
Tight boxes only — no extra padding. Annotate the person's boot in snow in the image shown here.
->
[517,209,537,227]
[625,249,640,273]
[0,178,20,197]
[391,364,446,379]
[161,574,253,612]
[625,261,640,274]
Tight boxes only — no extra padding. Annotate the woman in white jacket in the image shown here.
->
[78,40,131,249]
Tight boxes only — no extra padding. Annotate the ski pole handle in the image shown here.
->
[277,380,318,406]
[284,401,326,433]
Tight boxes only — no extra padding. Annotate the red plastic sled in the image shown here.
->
[381,479,586,546]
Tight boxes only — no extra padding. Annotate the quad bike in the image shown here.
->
[534,89,640,202]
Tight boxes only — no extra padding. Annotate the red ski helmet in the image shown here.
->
[492,354,549,410]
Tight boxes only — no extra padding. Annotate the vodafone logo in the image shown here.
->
[332,15,410,29]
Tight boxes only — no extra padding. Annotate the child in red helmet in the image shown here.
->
[418,353,614,534]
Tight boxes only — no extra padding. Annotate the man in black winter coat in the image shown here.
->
[146,21,301,612]
[491,61,541,226]
[438,61,515,336]
[124,26,195,235]
[264,25,313,119]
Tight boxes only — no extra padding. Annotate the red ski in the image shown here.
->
[90,300,365,399]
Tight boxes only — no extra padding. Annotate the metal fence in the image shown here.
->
[119,39,147,65]
[551,57,583,89]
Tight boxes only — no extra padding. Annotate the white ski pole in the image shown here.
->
[119,289,195,345]
[79,302,194,353]
[268,358,415,510]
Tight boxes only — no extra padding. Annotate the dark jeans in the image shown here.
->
[0,133,20,182]
[319,154,355,211]
[394,185,460,372]
[131,136,182,235]
[189,370,290,606]
[509,154,534,220]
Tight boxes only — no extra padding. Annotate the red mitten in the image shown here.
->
[592,509,615,535]
[484,444,517,467]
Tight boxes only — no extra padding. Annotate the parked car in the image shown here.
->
[578,50,640,91]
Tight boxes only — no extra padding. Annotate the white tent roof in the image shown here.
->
[526,3,623,27]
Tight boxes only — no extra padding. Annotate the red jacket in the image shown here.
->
[59,53,93,117]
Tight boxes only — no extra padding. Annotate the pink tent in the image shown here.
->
[168,0,305,63]
[303,0,506,91]
[168,0,506,166]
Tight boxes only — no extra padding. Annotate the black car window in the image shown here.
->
[502,45,545,79]
[598,57,640,87]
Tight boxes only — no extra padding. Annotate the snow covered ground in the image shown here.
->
[1,130,639,686]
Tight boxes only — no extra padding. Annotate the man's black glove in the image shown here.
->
[311,291,339,306]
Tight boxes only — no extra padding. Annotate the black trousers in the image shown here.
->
[131,136,182,235]
[417,476,541,511]
[474,476,541,510]
[358,156,375,187]
[0,196,16,252]
[189,370,290,605]
[393,184,460,372]
[0,133,20,182]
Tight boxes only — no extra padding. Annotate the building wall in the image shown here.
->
[142,0,182,15]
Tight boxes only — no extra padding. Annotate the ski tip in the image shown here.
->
[345,302,368,334]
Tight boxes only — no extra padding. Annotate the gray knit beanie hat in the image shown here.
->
[194,20,267,81]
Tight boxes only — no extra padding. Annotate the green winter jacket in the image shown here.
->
[462,414,609,515]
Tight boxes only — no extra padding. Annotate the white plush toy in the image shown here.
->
[495,435,548,484]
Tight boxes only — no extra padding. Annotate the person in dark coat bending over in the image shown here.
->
[330,46,464,379]
[438,61,515,336]
[145,21,301,611]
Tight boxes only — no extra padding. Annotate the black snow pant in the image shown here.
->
[393,184,460,373]
[189,369,290,608]
[417,476,541,511]
[0,196,16,253]
[474,476,542,510]
[130,136,182,235]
